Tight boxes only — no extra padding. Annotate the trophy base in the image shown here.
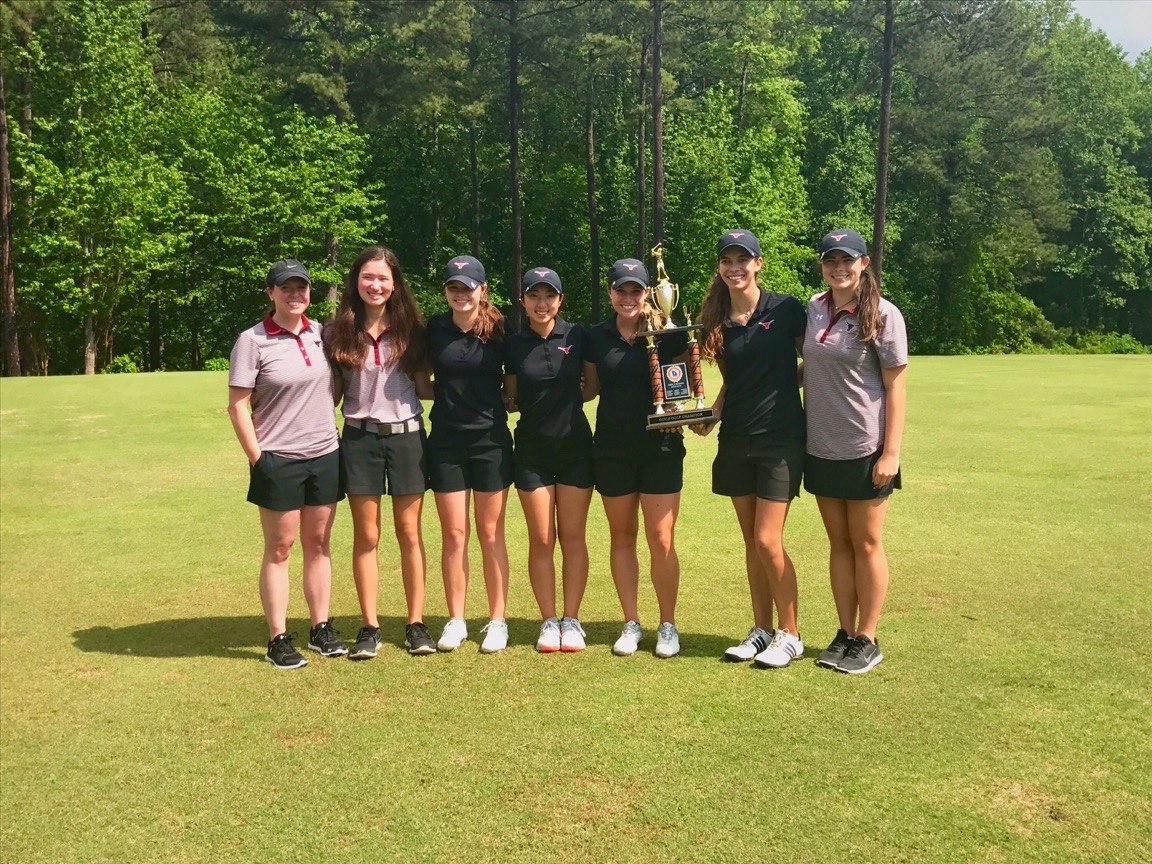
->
[646,407,716,431]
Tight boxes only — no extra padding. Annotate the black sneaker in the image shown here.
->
[349,625,382,660]
[265,632,308,669]
[308,620,348,656]
[404,622,437,655]
[816,629,853,669]
[836,635,883,674]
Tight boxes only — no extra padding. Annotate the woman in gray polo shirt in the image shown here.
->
[803,229,908,675]
[227,260,346,670]
[325,245,436,660]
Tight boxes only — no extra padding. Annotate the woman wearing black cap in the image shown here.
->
[504,266,595,652]
[424,255,513,654]
[583,258,689,658]
[804,229,907,674]
[227,259,346,669]
[324,245,436,659]
[695,230,807,669]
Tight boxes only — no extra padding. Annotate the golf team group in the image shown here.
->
[227,228,907,675]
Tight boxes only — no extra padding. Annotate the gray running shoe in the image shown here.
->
[349,625,382,660]
[816,629,853,669]
[404,622,437,655]
[836,635,883,674]
[308,620,348,656]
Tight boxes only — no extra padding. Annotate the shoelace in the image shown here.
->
[842,637,866,660]
[542,619,561,634]
[561,618,584,635]
[480,619,506,634]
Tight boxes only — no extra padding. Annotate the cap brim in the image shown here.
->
[521,282,562,295]
[444,277,481,290]
[718,242,760,257]
[610,278,647,290]
[820,247,865,259]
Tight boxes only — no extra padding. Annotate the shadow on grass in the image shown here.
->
[73,615,738,660]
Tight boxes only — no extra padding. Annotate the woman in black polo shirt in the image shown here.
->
[504,267,595,653]
[424,255,513,654]
[584,258,689,659]
[695,230,807,669]
[325,245,436,659]
[227,259,346,670]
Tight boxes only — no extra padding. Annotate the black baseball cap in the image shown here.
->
[266,259,311,287]
[443,255,486,289]
[607,258,649,290]
[521,266,563,295]
[717,229,762,258]
[819,228,868,259]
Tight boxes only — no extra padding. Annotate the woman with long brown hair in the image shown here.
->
[694,230,807,669]
[803,228,907,674]
[325,245,435,659]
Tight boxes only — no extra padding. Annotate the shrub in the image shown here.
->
[101,354,139,374]
[1070,331,1151,355]
[203,357,230,372]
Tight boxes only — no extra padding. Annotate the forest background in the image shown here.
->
[1,0,1150,376]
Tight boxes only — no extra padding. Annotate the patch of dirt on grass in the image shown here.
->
[162,670,183,681]
[275,728,331,748]
[922,590,949,609]
[989,781,1066,835]
[73,666,108,679]
[511,773,648,839]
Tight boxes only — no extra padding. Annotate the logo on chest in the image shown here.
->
[558,345,573,355]
[759,320,774,331]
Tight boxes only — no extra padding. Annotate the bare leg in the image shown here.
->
[601,493,641,623]
[473,489,510,620]
[846,497,890,640]
[435,490,470,618]
[754,498,796,635]
[299,503,337,626]
[258,507,299,639]
[518,485,558,620]
[556,483,593,619]
[640,492,680,625]
[816,496,858,635]
[730,495,773,630]
[392,493,426,623]
[347,494,381,628]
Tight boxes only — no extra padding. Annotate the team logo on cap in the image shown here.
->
[623,263,638,270]
[728,232,744,239]
[830,233,847,241]
[453,261,467,269]
[534,269,550,277]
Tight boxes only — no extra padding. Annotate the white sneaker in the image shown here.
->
[536,617,561,653]
[753,630,804,668]
[612,620,643,656]
[560,617,586,652]
[479,618,509,653]
[724,626,773,662]
[437,617,468,652]
[654,621,680,658]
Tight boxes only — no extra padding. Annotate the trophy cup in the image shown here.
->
[638,244,715,431]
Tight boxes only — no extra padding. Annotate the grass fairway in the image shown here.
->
[1,356,1150,863]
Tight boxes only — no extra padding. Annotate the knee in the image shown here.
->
[442,525,468,552]
[393,520,421,550]
[645,527,675,558]
[610,525,638,548]
[527,528,555,551]
[754,533,785,565]
[266,539,294,564]
[852,534,883,558]
[354,525,380,555]
[476,529,505,552]
[557,527,586,554]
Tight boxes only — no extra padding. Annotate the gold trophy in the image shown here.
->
[639,244,714,430]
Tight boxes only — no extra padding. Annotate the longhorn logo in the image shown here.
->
[558,345,573,354]
[728,232,745,238]
[453,261,467,269]
[534,269,550,277]
[624,263,638,270]
[759,320,774,330]
[830,233,847,241]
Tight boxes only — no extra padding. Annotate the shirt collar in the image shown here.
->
[821,290,857,315]
[263,314,312,336]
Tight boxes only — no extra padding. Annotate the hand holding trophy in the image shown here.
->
[637,244,715,430]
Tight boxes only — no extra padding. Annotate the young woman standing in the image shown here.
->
[695,230,807,669]
[804,229,907,674]
[504,267,595,653]
[424,255,513,654]
[583,258,688,659]
[227,259,345,669]
[325,245,436,659]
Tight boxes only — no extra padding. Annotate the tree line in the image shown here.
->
[2,0,1149,375]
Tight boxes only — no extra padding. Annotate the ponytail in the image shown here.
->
[470,294,505,343]
[855,266,882,343]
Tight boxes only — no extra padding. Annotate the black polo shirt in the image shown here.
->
[718,289,805,441]
[585,315,689,455]
[427,312,508,434]
[505,318,592,453]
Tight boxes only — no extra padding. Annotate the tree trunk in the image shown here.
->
[635,36,649,260]
[191,296,201,370]
[83,311,96,375]
[651,0,665,247]
[585,81,600,322]
[871,0,894,281]
[0,63,20,376]
[469,119,481,256]
[325,228,340,302]
[148,299,162,371]
[508,0,522,327]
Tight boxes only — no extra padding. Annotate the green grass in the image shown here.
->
[1,356,1150,864]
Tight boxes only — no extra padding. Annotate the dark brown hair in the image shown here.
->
[325,245,426,374]
[446,284,504,343]
[853,264,883,343]
[697,271,732,362]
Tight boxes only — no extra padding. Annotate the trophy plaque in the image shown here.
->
[638,244,715,431]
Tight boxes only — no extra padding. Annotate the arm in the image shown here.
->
[691,381,725,436]
[414,368,434,401]
[227,386,262,466]
[581,360,599,402]
[503,373,519,413]
[872,364,907,487]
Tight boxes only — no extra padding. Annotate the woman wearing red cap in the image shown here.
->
[504,266,595,652]
[227,259,345,669]
[423,255,513,654]
[325,245,436,659]
[695,230,807,669]
[804,228,907,674]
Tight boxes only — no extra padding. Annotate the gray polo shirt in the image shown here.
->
[229,316,339,460]
[338,329,422,424]
[803,292,907,460]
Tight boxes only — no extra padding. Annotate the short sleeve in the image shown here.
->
[875,302,908,368]
[786,295,806,340]
[581,326,599,363]
[228,329,260,389]
[505,337,521,375]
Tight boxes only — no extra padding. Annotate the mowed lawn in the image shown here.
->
[1,356,1149,864]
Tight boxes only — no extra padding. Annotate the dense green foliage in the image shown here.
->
[2,0,1149,373]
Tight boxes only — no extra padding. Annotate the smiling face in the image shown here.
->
[820,251,870,293]
[266,277,310,317]
[444,280,484,315]
[717,247,763,292]
[521,284,562,327]
[357,257,394,309]
[609,282,647,321]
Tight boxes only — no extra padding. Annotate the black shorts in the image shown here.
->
[513,443,594,491]
[712,434,804,501]
[340,422,427,497]
[804,450,902,500]
[427,427,513,493]
[247,449,343,511]
[593,438,685,497]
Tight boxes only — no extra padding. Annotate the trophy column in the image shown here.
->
[687,337,705,409]
[646,334,666,414]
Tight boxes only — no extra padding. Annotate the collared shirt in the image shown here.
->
[337,328,421,424]
[803,292,908,459]
[505,318,592,453]
[584,314,689,455]
[718,289,805,441]
[228,315,339,459]
[427,312,508,434]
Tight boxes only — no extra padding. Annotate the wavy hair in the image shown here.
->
[697,271,731,362]
[853,265,883,343]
